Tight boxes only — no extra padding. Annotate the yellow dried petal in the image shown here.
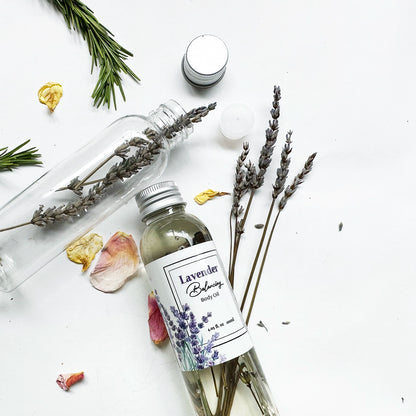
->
[66,233,103,272]
[194,189,230,205]
[38,82,63,112]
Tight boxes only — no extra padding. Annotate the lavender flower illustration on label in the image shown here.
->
[145,241,253,371]
[156,296,225,370]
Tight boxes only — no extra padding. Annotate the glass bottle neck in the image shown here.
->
[144,204,186,225]
[147,100,193,149]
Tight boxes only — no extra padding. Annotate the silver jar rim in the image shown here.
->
[135,181,185,222]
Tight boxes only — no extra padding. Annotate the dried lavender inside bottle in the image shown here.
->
[0,100,194,292]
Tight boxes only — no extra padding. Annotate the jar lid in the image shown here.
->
[182,34,229,88]
[220,102,255,141]
[135,181,185,222]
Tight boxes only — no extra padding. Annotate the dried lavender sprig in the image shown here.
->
[272,130,293,199]
[86,103,217,187]
[229,142,250,280]
[60,103,217,194]
[278,152,317,211]
[0,104,216,232]
[231,142,250,217]
[57,141,132,194]
[254,85,281,189]
[31,148,173,227]
[187,103,217,123]
[236,85,282,220]
[240,131,293,311]
[161,103,217,139]
[234,161,257,237]
[244,161,258,195]
[237,86,281,240]
[31,149,160,226]
[229,86,281,286]
[245,152,317,324]
[30,105,218,226]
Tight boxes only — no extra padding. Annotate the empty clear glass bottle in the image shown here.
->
[136,181,279,416]
[0,100,193,292]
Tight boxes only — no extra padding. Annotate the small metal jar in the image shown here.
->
[182,34,229,88]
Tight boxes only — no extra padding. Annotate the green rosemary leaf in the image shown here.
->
[0,140,42,172]
[48,0,140,109]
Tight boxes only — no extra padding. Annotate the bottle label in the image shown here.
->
[145,241,253,371]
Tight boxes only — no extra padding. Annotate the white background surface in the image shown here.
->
[0,1,415,415]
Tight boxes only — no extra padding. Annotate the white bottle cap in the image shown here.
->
[182,34,229,88]
[220,103,255,141]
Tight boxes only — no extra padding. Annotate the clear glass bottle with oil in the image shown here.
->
[136,181,279,416]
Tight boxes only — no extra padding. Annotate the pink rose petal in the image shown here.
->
[148,292,168,344]
[90,231,139,292]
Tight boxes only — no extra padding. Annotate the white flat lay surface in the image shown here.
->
[1,1,415,415]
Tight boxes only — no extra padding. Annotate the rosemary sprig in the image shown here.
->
[0,140,42,172]
[47,0,140,109]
